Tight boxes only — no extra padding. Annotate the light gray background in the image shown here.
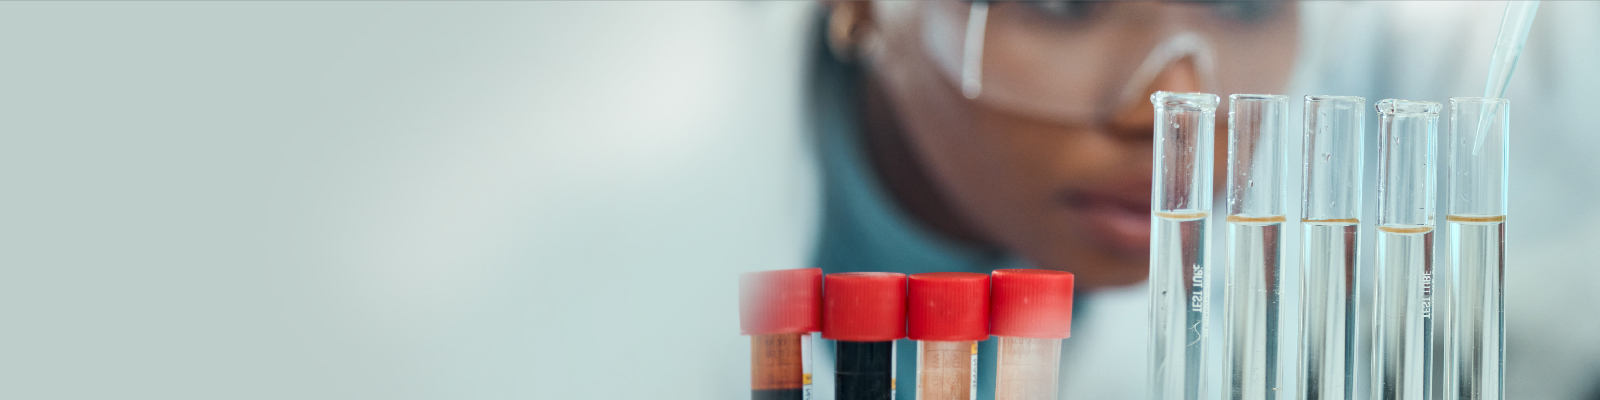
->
[2,2,1598,400]
[0,2,815,399]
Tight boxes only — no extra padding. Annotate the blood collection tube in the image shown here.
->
[741,268,823,400]
[823,272,908,400]
[1298,95,1365,400]
[1149,91,1219,400]
[908,272,990,400]
[1221,94,1290,400]
[1443,97,1509,400]
[990,269,1074,400]
[1371,99,1440,400]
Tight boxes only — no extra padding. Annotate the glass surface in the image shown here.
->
[1371,98,1439,400]
[1297,95,1364,400]
[1444,97,1510,400]
[1372,226,1434,400]
[1444,217,1505,400]
[1222,94,1289,400]
[1223,215,1286,400]
[1150,91,1218,400]
[1298,220,1358,400]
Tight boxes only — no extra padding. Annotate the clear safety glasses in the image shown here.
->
[920,1,1299,125]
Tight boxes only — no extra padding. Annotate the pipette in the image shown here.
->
[1473,1,1539,154]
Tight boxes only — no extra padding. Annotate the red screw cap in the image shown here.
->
[739,268,822,335]
[908,272,990,341]
[990,269,1074,339]
[822,272,907,342]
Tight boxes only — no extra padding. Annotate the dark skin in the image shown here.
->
[831,2,1298,289]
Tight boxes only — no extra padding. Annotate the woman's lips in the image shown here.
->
[1058,189,1152,256]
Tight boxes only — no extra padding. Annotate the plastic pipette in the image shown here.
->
[1474,1,1539,154]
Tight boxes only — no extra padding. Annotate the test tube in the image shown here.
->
[1149,91,1218,400]
[740,268,823,400]
[1297,96,1366,400]
[823,272,908,400]
[908,272,990,400]
[1371,99,1440,400]
[991,268,1074,400]
[1443,97,1508,400]
[1222,94,1290,400]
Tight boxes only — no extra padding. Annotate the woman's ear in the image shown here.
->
[825,1,874,63]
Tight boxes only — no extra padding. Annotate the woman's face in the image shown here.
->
[851,1,1299,288]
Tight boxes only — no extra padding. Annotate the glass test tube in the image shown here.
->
[1443,98,1508,400]
[740,268,823,400]
[991,269,1075,400]
[824,272,908,400]
[1371,100,1440,400]
[1297,96,1366,400]
[1149,91,1219,400]
[908,272,990,400]
[1222,94,1290,400]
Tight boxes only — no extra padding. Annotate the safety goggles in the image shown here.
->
[919,1,1299,125]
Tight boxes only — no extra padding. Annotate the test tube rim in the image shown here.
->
[1152,91,1220,110]
[1448,97,1510,106]
[1230,93,1290,102]
[1306,95,1364,102]
[1375,99,1442,115]
[1305,95,1365,109]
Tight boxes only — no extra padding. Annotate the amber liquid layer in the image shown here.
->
[752,333,804,397]
[995,336,1061,400]
[917,341,976,400]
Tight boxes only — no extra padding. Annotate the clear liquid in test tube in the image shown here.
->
[1296,96,1365,400]
[1371,100,1440,400]
[1222,94,1289,400]
[1444,97,1509,400]
[1149,91,1218,400]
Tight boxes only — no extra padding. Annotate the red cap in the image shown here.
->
[822,272,907,341]
[907,272,990,341]
[739,268,822,335]
[990,269,1074,339]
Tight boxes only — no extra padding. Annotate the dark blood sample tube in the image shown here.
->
[823,272,908,400]
[990,269,1075,400]
[741,268,823,400]
[908,272,990,400]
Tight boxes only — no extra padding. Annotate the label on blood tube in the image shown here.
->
[801,333,812,400]
[969,342,978,400]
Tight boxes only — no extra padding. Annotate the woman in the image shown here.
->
[808,2,1300,399]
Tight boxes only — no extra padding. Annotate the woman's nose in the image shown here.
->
[1107,57,1205,139]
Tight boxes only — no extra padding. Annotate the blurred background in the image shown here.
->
[0,2,1596,399]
